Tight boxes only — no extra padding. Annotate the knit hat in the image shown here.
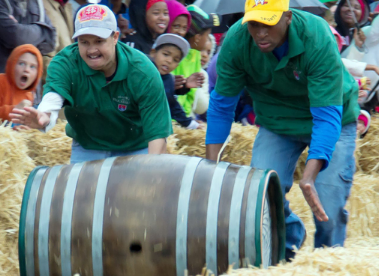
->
[186,5,221,36]
[147,0,165,11]
[165,0,192,32]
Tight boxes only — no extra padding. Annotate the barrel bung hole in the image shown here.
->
[130,242,142,253]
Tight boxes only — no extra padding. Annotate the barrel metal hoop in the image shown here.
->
[38,166,63,276]
[92,157,117,276]
[61,162,85,276]
[23,167,48,276]
[244,169,264,267]
[228,166,251,269]
[175,157,202,276]
[206,162,230,276]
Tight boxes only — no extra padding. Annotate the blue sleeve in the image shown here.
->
[308,106,343,171]
[206,90,240,144]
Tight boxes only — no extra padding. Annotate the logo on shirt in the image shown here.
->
[78,5,107,22]
[293,70,300,81]
[253,0,268,7]
[118,104,127,112]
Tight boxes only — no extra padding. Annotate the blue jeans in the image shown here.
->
[70,140,148,163]
[251,123,356,257]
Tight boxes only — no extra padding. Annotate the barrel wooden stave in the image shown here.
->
[20,155,285,276]
[48,164,73,276]
[102,156,188,275]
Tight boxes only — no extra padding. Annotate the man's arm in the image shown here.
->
[148,138,166,154]
[205,25,247,160]
[206,90,240,160]
[134,62,173,153]
[302,20,350,221]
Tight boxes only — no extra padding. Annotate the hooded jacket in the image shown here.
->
[122,0,155,55]
[335,0,370,53]
[0,44,43,121]
[0,0,56,73]
[165,0,191,32]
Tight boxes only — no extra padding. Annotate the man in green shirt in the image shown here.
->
[206,0,359,260]
[11,4,172,163]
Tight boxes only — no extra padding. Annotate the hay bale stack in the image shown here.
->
[223,237,379,276]
[171,123,258,165]
[0,123,35,275]
[23,121,72,166]
[357,115,379,174]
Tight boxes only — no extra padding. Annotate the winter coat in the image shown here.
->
[0,44,43,121]
[343,14,379,89]
[42,0,73,83]
[0,0,56,72]
[122,0,154,55]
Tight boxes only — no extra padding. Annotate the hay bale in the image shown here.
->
[0,123,35,275]
[172,123,258,165]
[357,115,379,174]
[22,121,72,166]
[223,237,379,276]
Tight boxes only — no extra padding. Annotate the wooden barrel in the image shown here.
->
[18,155,285,276]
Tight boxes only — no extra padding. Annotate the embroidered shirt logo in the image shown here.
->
[293,70,301,81]
[118,104,127,112]
[78,6,107,22]
[253,0,268,8]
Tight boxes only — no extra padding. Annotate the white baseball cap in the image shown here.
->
[152,34,190,60]
[72,4,117,40]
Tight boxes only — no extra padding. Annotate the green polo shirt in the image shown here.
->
[216,9,360,136]
[44,42,173,151]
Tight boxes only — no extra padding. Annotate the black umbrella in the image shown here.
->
[193,0,328,16]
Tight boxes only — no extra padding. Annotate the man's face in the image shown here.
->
[78,32,119,72]
[247,11,292,53]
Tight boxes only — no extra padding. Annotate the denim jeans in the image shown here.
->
[251,123,356,258]
[70,140,149,164]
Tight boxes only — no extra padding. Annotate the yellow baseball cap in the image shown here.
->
[242,0,290,26]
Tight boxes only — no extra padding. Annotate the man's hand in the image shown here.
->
[9,107,50,129]
[299,159,329,222]
[353,28,366,49]
[186,72,205,89]
[15,99,32,110]
[174,75,186,90]
[118,14,135,39]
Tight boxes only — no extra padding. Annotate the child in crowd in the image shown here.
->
[124,0,169,54]
[192,34,216,117]
[165,0,191,38]
[171,5,221,117]
[0,45,42,122]
[150,34,204,129]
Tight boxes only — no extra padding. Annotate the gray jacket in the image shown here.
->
[0,0,56,73]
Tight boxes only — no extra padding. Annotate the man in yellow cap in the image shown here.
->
[206,0,359,260]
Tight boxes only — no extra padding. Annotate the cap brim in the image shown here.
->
[72,27,113,40]
[242,10,283,26]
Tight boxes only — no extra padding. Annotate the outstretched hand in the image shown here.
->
[299,180,328,222]
[186,72,205,89]
[9,106,50,129]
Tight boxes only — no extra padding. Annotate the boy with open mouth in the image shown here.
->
[0,44,42,123]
